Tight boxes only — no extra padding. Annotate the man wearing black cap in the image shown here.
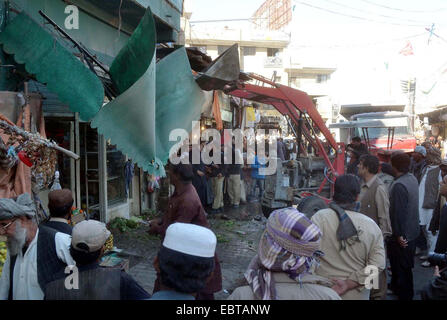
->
[42,189,74,235]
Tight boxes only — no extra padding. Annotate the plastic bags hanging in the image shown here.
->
[50,170,62,191]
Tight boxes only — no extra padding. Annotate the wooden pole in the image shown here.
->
[0,118,80,160]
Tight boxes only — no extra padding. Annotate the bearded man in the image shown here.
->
[0,193,74,300]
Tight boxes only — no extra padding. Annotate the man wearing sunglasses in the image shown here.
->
[0,193,74,300]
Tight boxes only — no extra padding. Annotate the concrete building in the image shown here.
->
[183,0,336,122]
[252,0,292,31]
[185,20,290,83]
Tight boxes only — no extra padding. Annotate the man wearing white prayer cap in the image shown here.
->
[150,223,217,300]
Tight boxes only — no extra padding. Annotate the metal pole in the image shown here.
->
[38,10,110,75]
[387,127,391,150]
[391,127,395,150]
[297,112,303,156]
[412,78,416,132]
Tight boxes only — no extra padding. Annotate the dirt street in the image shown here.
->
[112,202,266,300]
[113,201,435,300]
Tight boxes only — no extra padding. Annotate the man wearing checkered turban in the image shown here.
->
[228,207,341,300]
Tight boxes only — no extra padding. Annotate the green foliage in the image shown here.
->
[136,233,161,241]
[140,209,159,221]
[223,220,235,229]
[108,217,140,233]
[216,233,229,243]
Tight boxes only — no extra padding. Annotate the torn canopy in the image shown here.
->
[91,7,160,176]
[109,6,156,94]
[156,47,206,164]
[92,8,205,177]
[195,43,240,91]
[0,12,104,121]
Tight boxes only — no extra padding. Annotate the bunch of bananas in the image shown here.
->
[0,242,7,277]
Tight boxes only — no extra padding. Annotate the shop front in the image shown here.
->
[0,1,185,222]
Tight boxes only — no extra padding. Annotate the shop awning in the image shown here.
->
[195,44,240,91]
[155,47,206,163]
[92,7,205,176]
[1,8,205,177]
[0,12,104,121]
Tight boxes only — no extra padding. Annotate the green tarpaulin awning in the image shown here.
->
[92,7,205,176]
[0,12,104,121]
[1,8,206,177]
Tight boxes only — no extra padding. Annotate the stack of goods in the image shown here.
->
[0,117,58,189]
[70,207,86,226]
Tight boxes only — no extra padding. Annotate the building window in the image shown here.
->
[317,74,330,83]
[218,45,231,55]
[267,48,280,57]
[243,46,256,56]
[290,77,300,87]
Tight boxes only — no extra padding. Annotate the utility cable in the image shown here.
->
[359,0,447,13]
[293,0,432,27]
[290,32,426,49]
[320,0,445,26]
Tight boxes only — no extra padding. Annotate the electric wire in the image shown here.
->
[290,32,426,49]
[359,0,447,13]
[320,0,444,25]
[293,0,434,27]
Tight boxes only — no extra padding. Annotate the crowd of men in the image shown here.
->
[344,137,447,300]
[0,135,447,300]
[185,137,275,215]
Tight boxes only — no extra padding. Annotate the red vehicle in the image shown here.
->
[330,111,417,162]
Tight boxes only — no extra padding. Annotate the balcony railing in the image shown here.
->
[189,26,290,43]
[264,56,283,68]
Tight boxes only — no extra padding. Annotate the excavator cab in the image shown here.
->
[329,115,415,162]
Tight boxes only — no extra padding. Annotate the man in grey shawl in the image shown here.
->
[0,193,74,300]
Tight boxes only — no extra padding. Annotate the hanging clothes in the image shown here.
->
[124,160,134,198]
[212,91,223,131]
[50,171,62,191]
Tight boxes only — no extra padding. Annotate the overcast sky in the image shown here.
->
[189,0,265,21]
[188,0,447,104]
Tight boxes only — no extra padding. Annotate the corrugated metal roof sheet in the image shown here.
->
[29,81,73,117]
